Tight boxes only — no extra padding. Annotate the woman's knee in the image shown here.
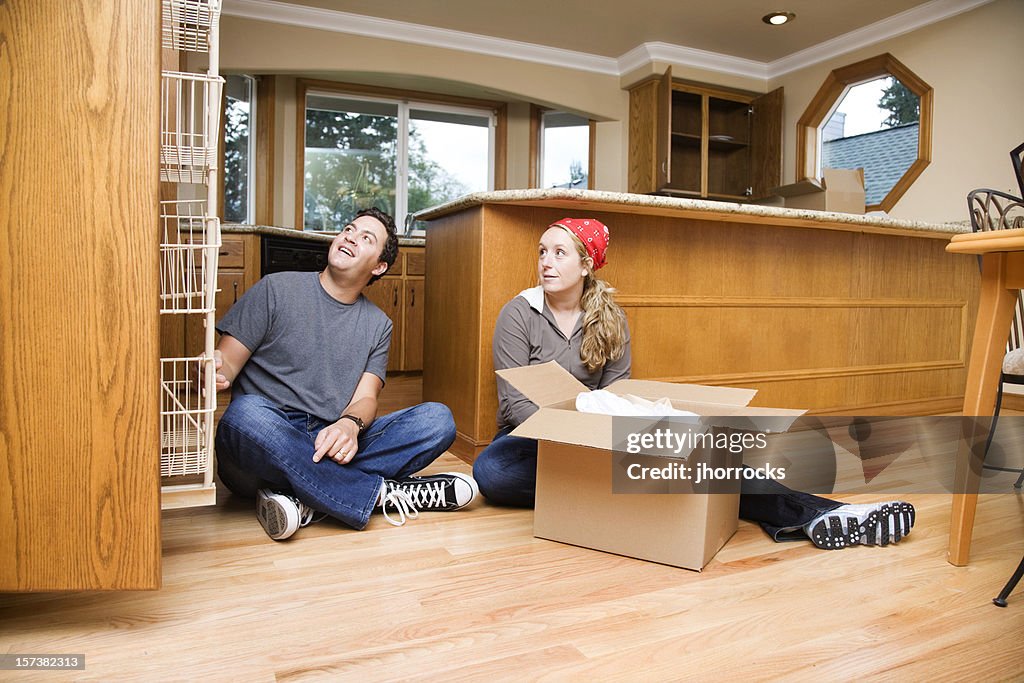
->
[473,441,536,506]
[472,448,499,490]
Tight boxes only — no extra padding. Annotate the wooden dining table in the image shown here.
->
[945,227,1024,565]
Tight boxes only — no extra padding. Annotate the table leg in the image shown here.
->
[948,252,1018,566]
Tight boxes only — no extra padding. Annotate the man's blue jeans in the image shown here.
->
[215,394,456,530]
[473,427,844,540]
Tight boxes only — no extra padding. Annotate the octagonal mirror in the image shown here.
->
[797,53,932,212]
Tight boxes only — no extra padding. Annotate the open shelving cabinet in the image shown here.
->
[629,67,783,201]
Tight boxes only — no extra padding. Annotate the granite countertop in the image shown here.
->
[415,189,967,238]
[221,224,426,247]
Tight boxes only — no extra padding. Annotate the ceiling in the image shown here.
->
[267,0,944,63]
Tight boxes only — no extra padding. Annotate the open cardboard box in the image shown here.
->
[771,168,866,214]
[498,362,805,571]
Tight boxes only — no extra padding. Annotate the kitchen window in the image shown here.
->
[530,107,594,189]
[795,53,932,212]
[298,81,503,234]
[223,75,256,224]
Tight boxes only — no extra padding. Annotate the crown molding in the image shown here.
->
[222,0,994,82]
[619,42,769,80]
[221,0,620,75]
[767,0,995,78]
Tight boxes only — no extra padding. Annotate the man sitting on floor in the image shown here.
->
[212,208,477,540]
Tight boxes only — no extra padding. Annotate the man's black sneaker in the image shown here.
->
[379,472,478,526]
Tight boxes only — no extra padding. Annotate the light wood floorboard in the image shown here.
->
[2,376,1023,680]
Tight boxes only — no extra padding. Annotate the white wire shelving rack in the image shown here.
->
[160,199,220,314]
[160,72,225,185]
[159,0,223,509]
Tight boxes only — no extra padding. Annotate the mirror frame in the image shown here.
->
[796,53,933,212]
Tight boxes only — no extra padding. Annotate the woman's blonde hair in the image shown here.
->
[564,229,628,373]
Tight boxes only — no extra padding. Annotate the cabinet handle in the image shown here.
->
[410,288,415,307]
[661,161,667,175]
[393,289,398,307]
[232,280,239,304]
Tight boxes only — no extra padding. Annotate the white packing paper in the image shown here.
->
[575,390,700,418]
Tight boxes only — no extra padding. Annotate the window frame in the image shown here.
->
[220,74,258,225]
[406,101,497,230]
[529,105,596,189]
[295,78,507,232]
[795,53,933,212]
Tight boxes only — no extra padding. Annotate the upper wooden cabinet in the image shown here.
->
[628,68,783,200]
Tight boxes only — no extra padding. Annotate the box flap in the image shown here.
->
[510,406,613,449]
[496,361,589,407]
[822,167,865,192]
[693,406,808,434]
[771,177,823,198]
[604,379,757,407]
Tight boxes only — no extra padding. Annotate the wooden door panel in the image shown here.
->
[405,279,425,371]
[656,66,672,190]
[0,0,162,590]
[215,270,248,323]
[364,279,404,372]
[750,87,784,199]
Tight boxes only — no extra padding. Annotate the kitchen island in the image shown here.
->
[417,189,977,462]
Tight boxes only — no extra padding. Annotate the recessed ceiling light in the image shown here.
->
[762,11,795,25]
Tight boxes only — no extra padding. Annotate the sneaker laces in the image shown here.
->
[381,486,419,527]
[292,497,326,528]
[397,479,450,510]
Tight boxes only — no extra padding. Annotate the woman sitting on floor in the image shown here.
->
[472,217,915,549]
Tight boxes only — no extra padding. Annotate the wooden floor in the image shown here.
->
[2,375,1024,681]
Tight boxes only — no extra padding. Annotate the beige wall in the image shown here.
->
[221,17,627,118]
[208,31,747,226]
[770,0,1023,223]
[220,1,1022,226]
[220,15,630,226]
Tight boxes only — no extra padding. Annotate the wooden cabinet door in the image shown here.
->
[364,278,404,372]
[749,87,784,199]
[656,66,673,191]
[186,234,256,357]
[628,77,660,193]
[210,270,251,420]
[215,270,249,323]
[404,278,425,371]
[1,0,161,591]
[181,269,248,357]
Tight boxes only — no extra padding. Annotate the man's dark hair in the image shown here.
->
[355,207,399,285]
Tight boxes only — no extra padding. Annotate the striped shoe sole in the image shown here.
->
[808,501,916,550]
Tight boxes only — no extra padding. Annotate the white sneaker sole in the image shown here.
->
[256,489,300,541]
[808,501,916,550]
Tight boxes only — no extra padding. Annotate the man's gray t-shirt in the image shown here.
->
[216,271,392,422]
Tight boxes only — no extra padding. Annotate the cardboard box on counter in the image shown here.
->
[497,362,805,571]
[771,168,865,214]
